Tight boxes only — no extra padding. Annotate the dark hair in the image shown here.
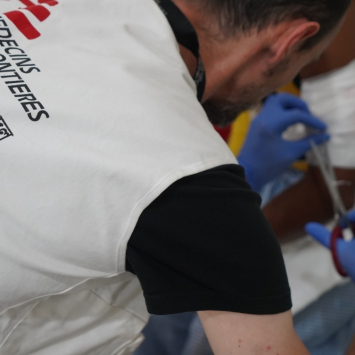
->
[190,0,351,49]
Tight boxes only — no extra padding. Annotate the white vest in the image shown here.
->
[0,0,237,353]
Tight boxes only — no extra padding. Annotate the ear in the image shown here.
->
[269,21,320,63]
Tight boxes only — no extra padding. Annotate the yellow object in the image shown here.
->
[228,111,251,156]
[292,160,309,172]
[277,82,300,97]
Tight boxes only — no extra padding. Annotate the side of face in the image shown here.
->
[204,20,342,126]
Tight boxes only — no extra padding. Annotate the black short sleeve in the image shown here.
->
[126,164,291,315]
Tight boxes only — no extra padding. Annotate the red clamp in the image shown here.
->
[330,225,348,277]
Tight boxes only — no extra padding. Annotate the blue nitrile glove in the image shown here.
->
[306,210,355,283]
[238,93,330,191]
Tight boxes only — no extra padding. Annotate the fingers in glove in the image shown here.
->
[271,110,327,135]
[305,222,331,248]
[292,133,330,154]
[338,210,355,228]
[347,210,355,223]
[265,93,310,112]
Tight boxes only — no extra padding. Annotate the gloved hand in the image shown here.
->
[238,93,330,191]
[306,210,355,283]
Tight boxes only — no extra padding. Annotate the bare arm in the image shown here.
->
[198,310,309,355]
[262,167,355,242]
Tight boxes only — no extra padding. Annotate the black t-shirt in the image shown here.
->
[126,164,291,315]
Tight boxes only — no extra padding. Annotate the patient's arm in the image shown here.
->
[199,310,310,355]
[347,335,355,355]
[262,167,355,242]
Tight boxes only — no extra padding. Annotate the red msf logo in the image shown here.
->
[5,0,58,40]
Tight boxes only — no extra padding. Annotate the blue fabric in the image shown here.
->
[259,168,304,207]
[294,282,355,355]
[134,312,196,355]
[181,315,212,355]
